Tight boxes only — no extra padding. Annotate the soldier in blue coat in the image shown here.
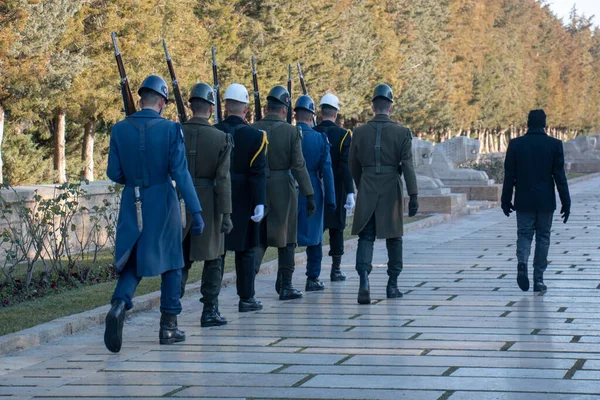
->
[104,75,204,353]
[294,95,336,291]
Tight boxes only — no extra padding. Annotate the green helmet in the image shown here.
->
[267,85,291,107]
[189,82,215,105]
[372,84,394,103]
[138,75,169,100]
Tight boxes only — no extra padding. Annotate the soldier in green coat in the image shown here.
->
[349,84,419,305]
[252,86,315,300]
[180,83,233,327]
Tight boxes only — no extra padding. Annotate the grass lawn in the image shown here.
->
[567,172,590,180]
[0,215,425,336]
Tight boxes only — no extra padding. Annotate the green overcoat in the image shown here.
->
[252,114,314,248]
[182,117,232,261]
[349,114,418,238]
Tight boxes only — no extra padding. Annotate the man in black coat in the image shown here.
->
[314,94,355,281]
[215,83,267,312]
[501,109,571,292]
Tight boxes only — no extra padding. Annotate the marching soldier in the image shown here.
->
[252,85,315,300]
[180,82,233,327]
[314,93,355,282]
[294,95,336,291]
[349,84,419,304]
[215,83,268,312]
[105,75,204,353]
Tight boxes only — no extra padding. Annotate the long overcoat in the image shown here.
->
[215,115,267,252]
[252,114,314,248]
[107,109,201,277]
[182,117,232,261]
[297,122,336,247]
[314,120,354,230]
[349,114,418,239]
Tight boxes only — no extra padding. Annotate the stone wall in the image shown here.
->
[0,181,120,264]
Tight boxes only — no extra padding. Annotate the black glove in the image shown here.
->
[327,202,336,211]
[501,202,515,217]
[221,213,233,234]
[408,195,418,217]
[561,204,570,224]
[306,194,316,218]
[191,212,205,236]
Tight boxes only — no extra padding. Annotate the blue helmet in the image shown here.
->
[138,75,169,100]
[294,95,315,114]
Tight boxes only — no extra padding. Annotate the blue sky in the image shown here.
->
[546,0,599,26]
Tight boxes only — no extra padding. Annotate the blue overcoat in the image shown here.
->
[296,122,336,247]
[107,109,202,277]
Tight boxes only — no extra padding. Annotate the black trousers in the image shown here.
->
[235,248,257,300]
[355,214,403,278]
[182,231,223,306]
[327,228,345,257]
[254,243,296,275]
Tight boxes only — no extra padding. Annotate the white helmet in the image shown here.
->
[224,83,249,104]
[319,93,340,111]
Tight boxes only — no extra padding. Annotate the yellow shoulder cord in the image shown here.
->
[250,130,269,167]
[340,129,351,152]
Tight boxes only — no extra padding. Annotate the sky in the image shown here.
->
[546,0,599,26]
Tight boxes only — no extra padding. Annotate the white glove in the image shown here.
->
[344,193,355,210]
[251,204,265,223]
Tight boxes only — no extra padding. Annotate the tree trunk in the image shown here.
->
[0,106,4,184]
[82,119,95,181]
[54,109,67,183]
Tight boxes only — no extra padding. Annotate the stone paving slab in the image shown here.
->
[2,176,600,399]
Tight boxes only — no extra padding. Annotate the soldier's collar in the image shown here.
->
[263,113,284,122]
[372,114,392,122]
[185,117,212,126]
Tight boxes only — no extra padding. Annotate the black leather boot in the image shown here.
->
[275,269,282,295]
[517,262,529,291]
[159,311,186,345]
[239,297,263,312]
[533,269,547,292]
[201,303,228,327]
[386,276,403,298]
[357,271,371,304]
[180,262,192,298]
[330,255,346,282]
[279,269,303,300]
[104,299,126,353]
[306,277,325,291]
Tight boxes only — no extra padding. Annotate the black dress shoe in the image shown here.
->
[517,262,529,292]
[159,312,186,345]
[104,299,126,353]
[386,277,403,299]
[357,271,371,305]
[306,278,325,292]
[201,304,228,327]
[330,266,347,282]
[239,298,263,312]
[533,270,547,292]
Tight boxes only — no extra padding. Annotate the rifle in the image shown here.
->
[297,62,308,95]
[296,62,315,125]
[111,32,136,116]
[251,56,262,122]
[286,64,293,123]
[211,46,223,123]
[163,39,187,124]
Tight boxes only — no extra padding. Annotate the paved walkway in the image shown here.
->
[2,178,600,399]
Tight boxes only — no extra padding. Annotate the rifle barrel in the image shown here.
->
[163,39,187,124]
[287,64,293,123]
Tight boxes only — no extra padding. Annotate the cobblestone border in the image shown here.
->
[4,172,596,356]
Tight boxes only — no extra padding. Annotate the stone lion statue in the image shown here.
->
[416,136,491,186]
